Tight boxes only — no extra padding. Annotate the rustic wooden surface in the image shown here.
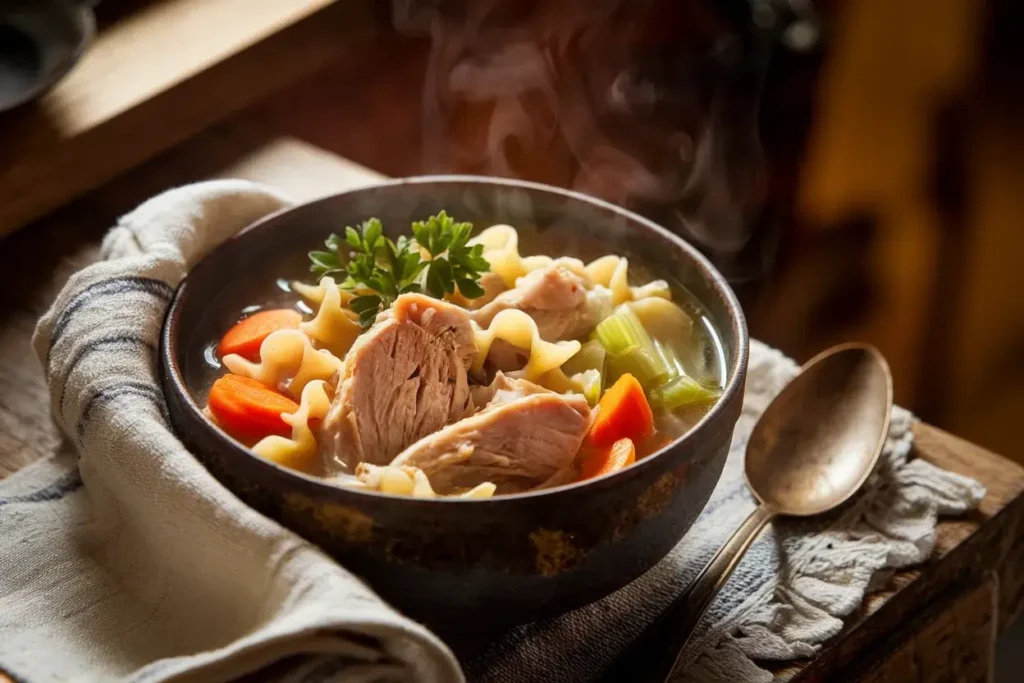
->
[0,0,378,237]
[0,126,1021,682]
[857,578,998,683]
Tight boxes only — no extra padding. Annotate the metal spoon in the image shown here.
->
[602,342,893,683]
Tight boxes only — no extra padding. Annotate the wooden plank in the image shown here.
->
[222,136,386,201]
[856,578,997,683]
[0,0,379,237]
[6,0,336,147]
[914,424,1024,631]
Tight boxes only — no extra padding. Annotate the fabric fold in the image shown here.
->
[2,181,462,683]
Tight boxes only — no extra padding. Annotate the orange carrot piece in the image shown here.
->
[207,374,298,441]
[217,309,302,361]
[588,373,654,447]
[581,437,636,480]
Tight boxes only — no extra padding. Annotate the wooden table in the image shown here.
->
[1,123,1021,683]
[0,0,378,238]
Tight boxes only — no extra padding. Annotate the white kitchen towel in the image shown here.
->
[0,181,985,683]
[1,181,462,683]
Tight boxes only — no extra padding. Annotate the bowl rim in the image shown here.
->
[161,175,749,504]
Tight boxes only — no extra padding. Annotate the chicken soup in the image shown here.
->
[200,212,724,498]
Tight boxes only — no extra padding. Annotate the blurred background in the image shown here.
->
[249,0,1023,464]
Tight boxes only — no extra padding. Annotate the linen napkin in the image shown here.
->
[0,181,985,683]
[1,181,462,683]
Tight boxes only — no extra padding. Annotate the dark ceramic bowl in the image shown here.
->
[160,176,748,631]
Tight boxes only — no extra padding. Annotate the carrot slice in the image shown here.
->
[588,373,654,447]
[581,437,636,480]
[207,374,298,441]
[217,309,302,361]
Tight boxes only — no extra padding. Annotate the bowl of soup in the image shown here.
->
[160,176,748,630]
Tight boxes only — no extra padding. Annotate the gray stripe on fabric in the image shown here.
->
[48,277,173,364]
[76,381,169,440]
[57,335,156,418]
[0,470,83,508]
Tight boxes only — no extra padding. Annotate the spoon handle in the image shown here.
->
[601,505,775,683]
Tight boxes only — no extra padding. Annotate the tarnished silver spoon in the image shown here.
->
[603,343,893,682]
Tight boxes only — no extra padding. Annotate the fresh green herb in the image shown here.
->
[412,211,490,300]
[308,212,489,327]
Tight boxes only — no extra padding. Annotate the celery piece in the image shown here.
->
[592,305,672,389]
[651,375,721,410]
[606,346,668,391]
[653,339,685,380]
[592,304,648,356]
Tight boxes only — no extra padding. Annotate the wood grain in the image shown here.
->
[857,578,997,683]
[0,126,1021,681]
[0,0,379,237]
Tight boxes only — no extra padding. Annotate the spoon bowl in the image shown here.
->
[746,343,893,516]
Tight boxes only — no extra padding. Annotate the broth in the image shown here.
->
[193,216,725,498]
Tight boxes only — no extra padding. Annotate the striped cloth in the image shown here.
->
[1,182,461,683]
[0,181,985,683]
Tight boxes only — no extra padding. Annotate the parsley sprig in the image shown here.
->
[308,212,490,327]
[412,212,490,301]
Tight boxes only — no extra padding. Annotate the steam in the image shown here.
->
[392,0,769,259]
